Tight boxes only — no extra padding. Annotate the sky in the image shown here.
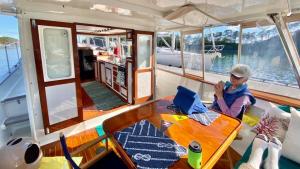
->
[0,14,19,39]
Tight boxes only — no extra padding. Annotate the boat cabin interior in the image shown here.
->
[0,0,300,169]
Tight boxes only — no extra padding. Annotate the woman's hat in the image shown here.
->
[230,64,251,79]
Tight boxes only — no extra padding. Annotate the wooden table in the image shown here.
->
[103,97,241,169]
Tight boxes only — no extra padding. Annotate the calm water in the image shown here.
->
[0,45,21,79]
[207,50,298,86]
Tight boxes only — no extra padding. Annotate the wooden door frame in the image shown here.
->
[31,19,83,134]
[132,30,155,104]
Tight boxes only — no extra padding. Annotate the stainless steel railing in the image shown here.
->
[0,42,21,85]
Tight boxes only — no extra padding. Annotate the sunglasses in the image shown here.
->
[230,73,244,80]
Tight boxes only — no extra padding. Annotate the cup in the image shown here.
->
[188,141,202,169]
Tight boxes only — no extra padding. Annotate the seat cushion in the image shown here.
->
[234,143,300,169]
[282,108,300,164]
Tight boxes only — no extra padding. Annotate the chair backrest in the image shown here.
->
[59,133,80,169]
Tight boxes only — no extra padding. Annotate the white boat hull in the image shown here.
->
[156,47,220,70]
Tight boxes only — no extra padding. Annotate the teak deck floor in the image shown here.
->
[41,128,241,169]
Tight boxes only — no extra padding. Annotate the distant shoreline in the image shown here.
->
[0,36,18,45]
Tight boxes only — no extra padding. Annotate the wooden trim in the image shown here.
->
[284,13,300,23]
[134,96,153,104]
[76,32,127,36]
[158,68,300,108]
[250,90,300,108]
[48,117,81,133]
[136,68,152,72]
[184,73,204,81]
[75,22,134,32]
[133,31,155,104]
[44,79,76,86]
[126,30,133,40]
[157,67,183,76]
[30,19,83,134]
[71,135,108,155]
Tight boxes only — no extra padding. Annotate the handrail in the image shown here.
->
[0,42,21,85]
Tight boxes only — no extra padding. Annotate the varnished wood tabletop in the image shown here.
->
[103,96,241,169]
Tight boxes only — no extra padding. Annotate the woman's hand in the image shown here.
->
[214,81,224,99]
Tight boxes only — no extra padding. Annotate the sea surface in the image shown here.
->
[207,51,298,86]
[0,45,21,80]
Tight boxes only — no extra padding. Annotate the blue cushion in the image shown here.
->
[234,143,300,169]
[173,86,207,115]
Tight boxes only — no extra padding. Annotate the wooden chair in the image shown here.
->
[59,132,112,169]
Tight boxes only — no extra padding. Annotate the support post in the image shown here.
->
[180,31,185,75]
[270,13,300,88]
[4,45,11,73]
[15,43,20,60]
[237,25,243,63]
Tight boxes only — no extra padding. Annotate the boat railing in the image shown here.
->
[205,45,224,54]
[0,42,21,85]
[157,45,225,54]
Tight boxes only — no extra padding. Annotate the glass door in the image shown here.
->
[134,31,154,104]
[31,19,82,134]
[182,30,204,79]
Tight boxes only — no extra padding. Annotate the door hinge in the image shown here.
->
[46,127,50,134]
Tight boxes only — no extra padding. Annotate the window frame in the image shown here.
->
[181,29,205,80]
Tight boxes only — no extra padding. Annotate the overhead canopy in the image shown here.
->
[1,0,300,31]
[164,4,223,27]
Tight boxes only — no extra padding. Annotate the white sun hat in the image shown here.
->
[230,64,251,79]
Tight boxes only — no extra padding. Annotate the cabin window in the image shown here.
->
[204,25,239,81]
[237,24,300,99]
[182,31,203,77]
[137,34,152,69]
[41,27,74,80]
[156,32,183,74]
[240,25,297,87]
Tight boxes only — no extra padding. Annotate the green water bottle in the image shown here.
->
[188,141,202,169]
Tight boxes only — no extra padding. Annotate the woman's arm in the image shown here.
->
[217,96,250,117]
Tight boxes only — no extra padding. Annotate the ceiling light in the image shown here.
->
[55,0,72,2]
[116,8,132,16]
[90,4,112,12]
[90,4,132,16]
[48,10,65,14]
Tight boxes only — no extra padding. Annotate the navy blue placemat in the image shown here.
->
[188,110,220,126]
[114,120,187,169]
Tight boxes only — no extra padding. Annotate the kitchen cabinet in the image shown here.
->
[95,59,131,102]
[105,67,112,86]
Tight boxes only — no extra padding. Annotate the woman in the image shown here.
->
[211,64,256,119]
